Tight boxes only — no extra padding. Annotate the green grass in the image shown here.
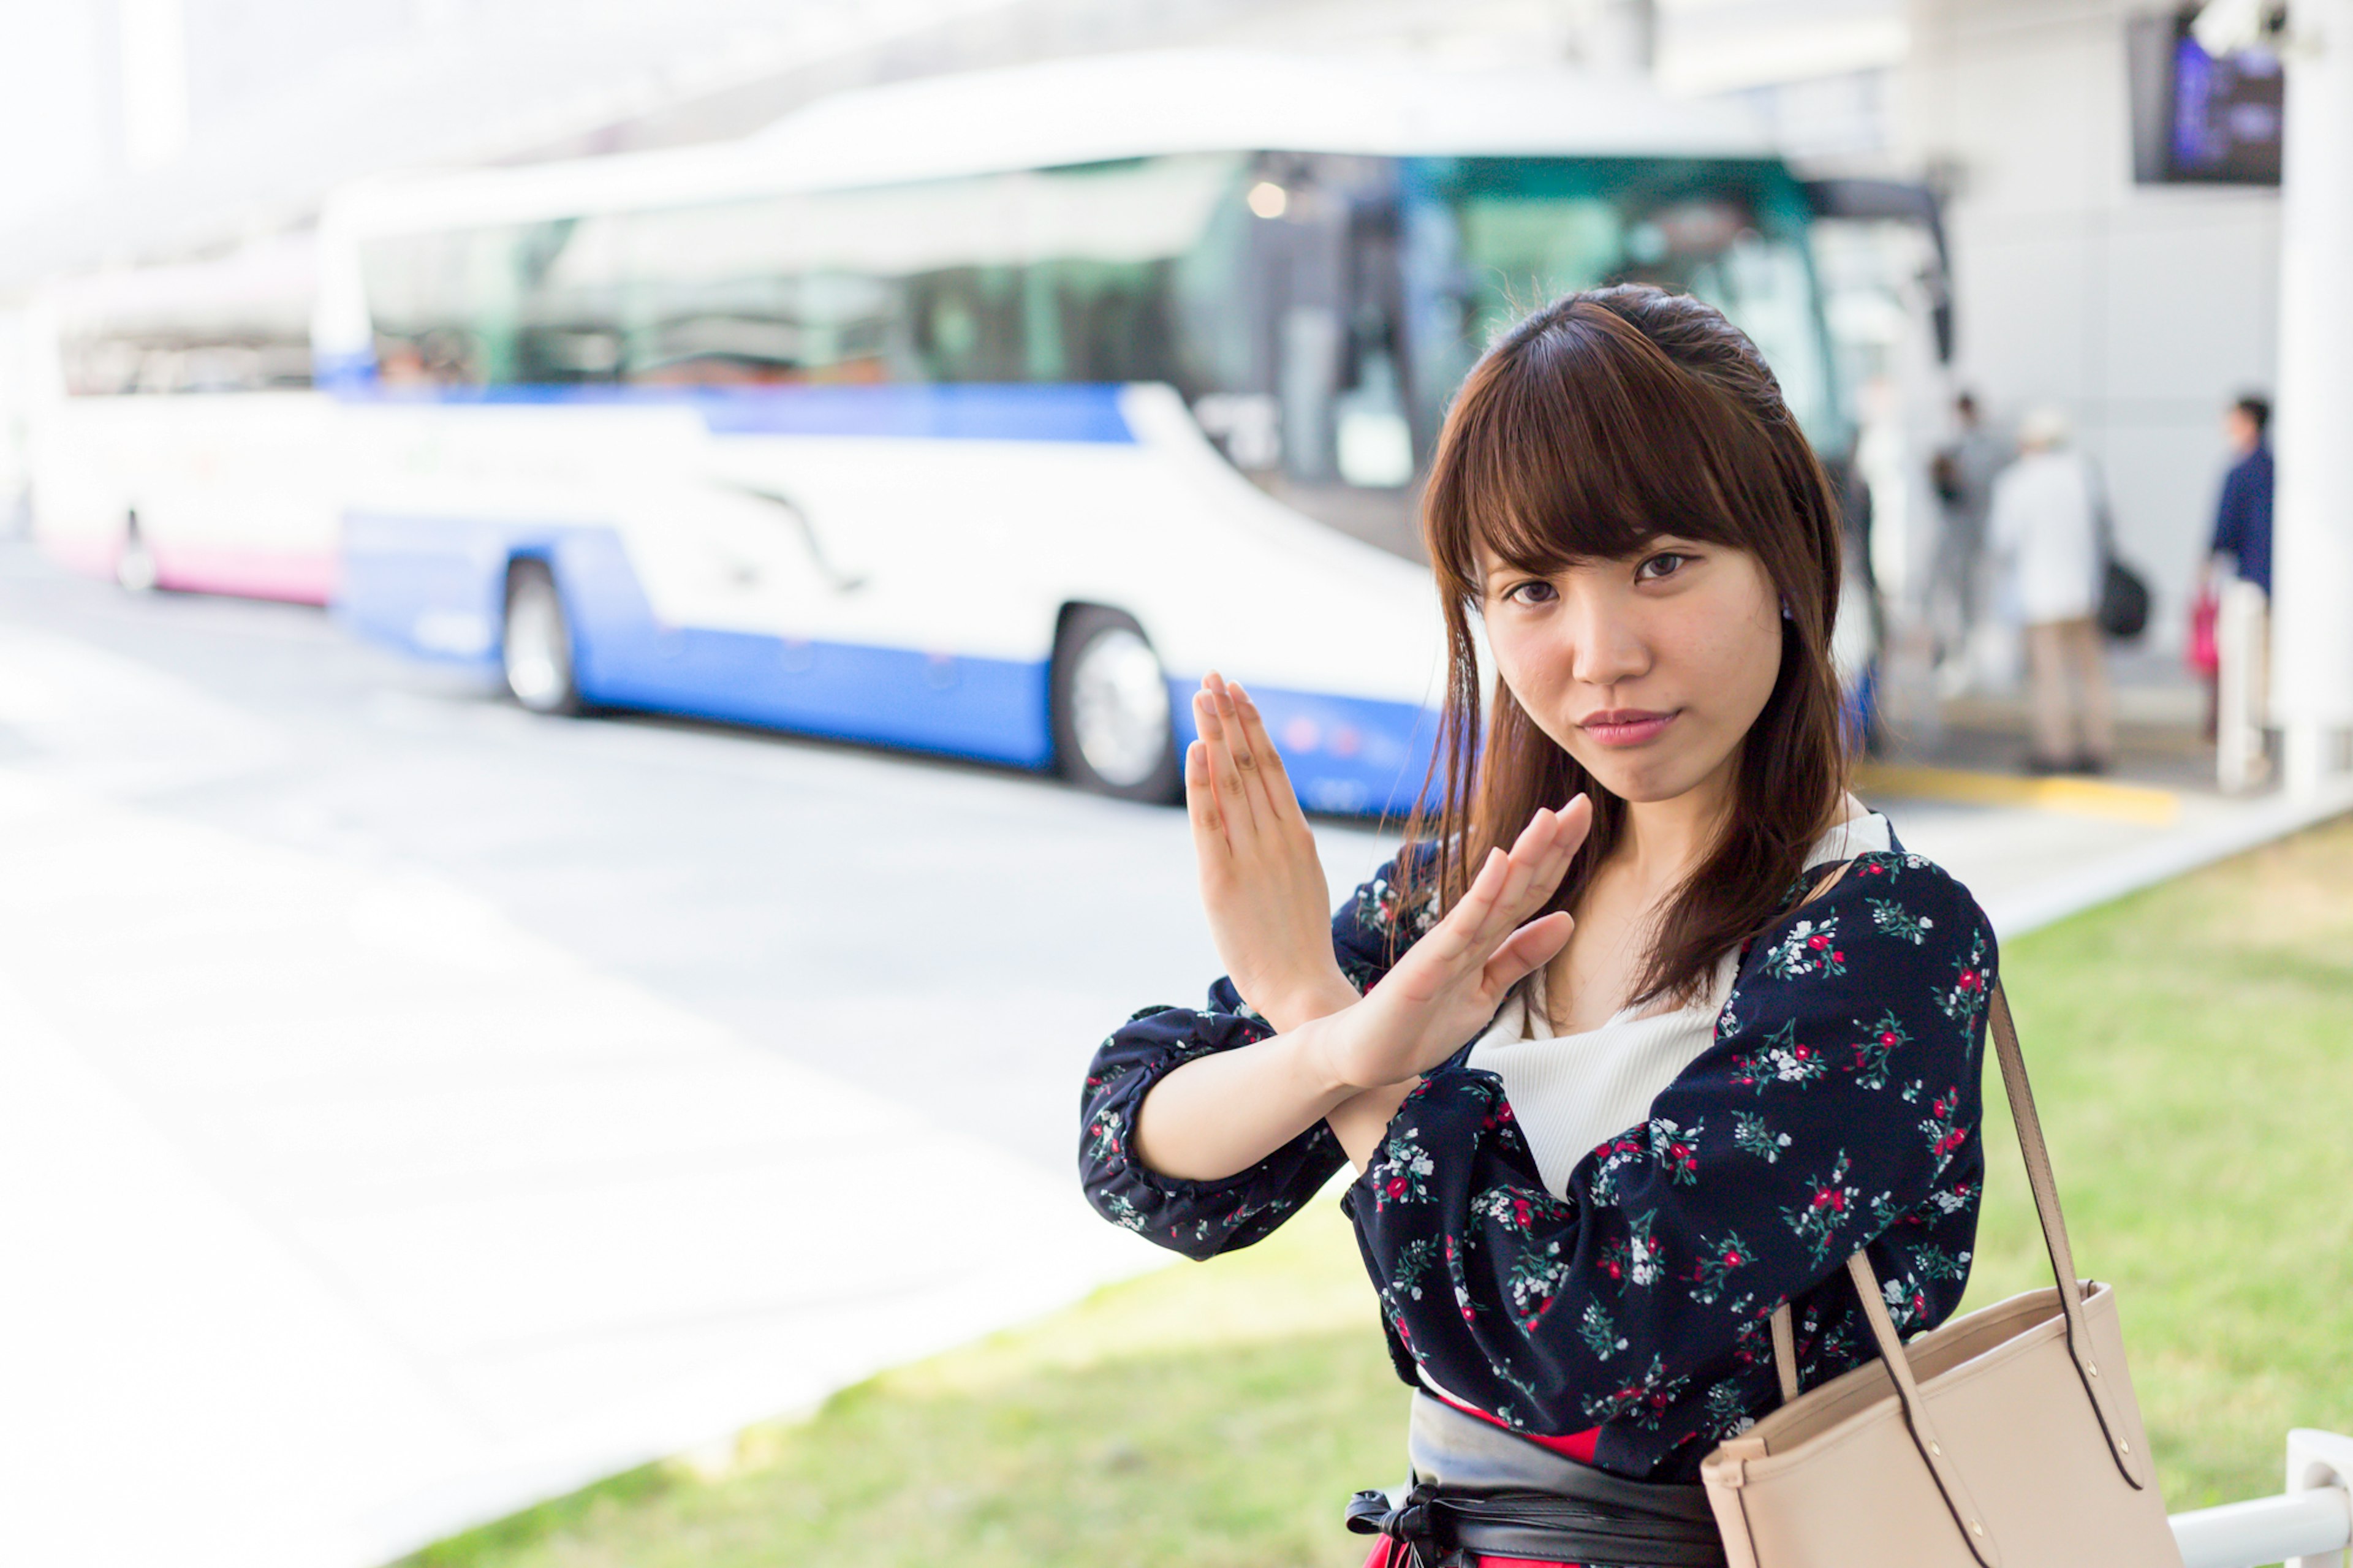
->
[403,819,2353,1566]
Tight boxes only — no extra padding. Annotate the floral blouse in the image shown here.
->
[1077,838,1997,1482]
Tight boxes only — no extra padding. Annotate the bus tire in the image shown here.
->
[1051,605,1180,803]
[502,559,580,716]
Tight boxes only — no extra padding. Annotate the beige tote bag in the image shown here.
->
[1699,982,2183,1566]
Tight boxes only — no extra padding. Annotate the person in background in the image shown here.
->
[1928,391,2007,659]
[1988,406,2113,775]
[2203,393,2274,789]
[2207,395,2274,596]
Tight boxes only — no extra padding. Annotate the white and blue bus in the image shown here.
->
[319,53,1854,812]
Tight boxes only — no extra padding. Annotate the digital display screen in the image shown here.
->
[2167,23,2283,184]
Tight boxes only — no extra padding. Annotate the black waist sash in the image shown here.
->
[1344,1393,1727,1567]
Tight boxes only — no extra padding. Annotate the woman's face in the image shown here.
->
[1477,536,1786,808]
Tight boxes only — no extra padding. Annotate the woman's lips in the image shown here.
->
[1578,709,1678,748]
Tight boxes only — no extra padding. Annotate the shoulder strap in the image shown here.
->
[1972,984,2146,1489]
[1764,858,1852,1407]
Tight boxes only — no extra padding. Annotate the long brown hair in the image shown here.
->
[1402,284,1849,1006]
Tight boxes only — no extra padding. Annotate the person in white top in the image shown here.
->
[1988,405,2114,773]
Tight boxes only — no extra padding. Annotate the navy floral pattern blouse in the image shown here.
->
[1078,839,1997,1483]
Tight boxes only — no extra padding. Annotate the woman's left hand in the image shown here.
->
[1187,673,1358,1034]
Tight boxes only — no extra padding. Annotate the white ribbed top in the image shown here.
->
[1468,808,1892,1197]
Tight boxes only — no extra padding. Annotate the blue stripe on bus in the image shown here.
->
[694,384,1134,442]
[313,351,377,391]
[1169,680,1439,820]
[593,629,1055,769]
[337,510,1437,816]
[328,381,1137,443]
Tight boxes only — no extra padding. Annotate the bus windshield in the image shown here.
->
[1400,157,1838,451]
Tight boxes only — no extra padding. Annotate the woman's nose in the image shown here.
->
[1564,591,1651,688]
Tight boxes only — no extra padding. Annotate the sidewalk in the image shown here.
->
[1854,665,2351,936]
[0,764,1158,1568]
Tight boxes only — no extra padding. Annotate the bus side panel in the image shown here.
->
[34,392,344,604]
[339,512,1055,768]
[689,400,1449,816]
[588,626,1054,770]
[1166,680,1438,820]
[338,511,512,665]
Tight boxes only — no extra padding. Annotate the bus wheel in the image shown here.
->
[502,559,580,715]
[1052,606,1179,803]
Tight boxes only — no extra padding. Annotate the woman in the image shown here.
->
[1078,286,1997,1566]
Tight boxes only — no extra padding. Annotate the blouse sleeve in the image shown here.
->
[1344,851,1996,1464]
[1077,849,1434,1261]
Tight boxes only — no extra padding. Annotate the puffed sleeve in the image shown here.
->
[1344,851,1995,1474]
[1078,849,1436,1260]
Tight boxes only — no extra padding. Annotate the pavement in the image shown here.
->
[1854,660,2353,935]
[0,539,2343,1568]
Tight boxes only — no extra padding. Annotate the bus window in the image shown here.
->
[358,153,1249,393]
[1400,157,1838,450]
[362,227,514,385]
[54,236,315,395]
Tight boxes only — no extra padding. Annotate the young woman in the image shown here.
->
[1078,286,1998,1566]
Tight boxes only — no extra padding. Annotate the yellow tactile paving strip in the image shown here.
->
[1855,762,2183,825]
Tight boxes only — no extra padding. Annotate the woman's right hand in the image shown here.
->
[1186,673,1358,1033]
[1310,797,1591,1091]
[1134,790,1587,1185]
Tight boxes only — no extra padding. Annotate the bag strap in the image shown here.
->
[1847,1251,2001,1566]
[1969,983,2148,1490]
[1763,858,1854,1408]
[1760,868,2148,1499]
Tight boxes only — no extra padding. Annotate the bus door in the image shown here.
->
[1802,177,1957,731]
[1235,154,1421,561]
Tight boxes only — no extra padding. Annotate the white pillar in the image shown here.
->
[2273,0,2353,795]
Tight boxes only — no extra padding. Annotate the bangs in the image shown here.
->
[1427,301,1781,597]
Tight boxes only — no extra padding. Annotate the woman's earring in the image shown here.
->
[1780,597,1795,621]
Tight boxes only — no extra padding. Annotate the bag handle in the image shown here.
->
[1762,866,2148,1497]
[1847,1251,2003,1567]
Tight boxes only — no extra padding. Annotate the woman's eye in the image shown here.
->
[1635,552,1691,581]
[1504,580,1557,605]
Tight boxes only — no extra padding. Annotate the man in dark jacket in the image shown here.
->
[2208,395,2273,598]
[2204,393,2273,787]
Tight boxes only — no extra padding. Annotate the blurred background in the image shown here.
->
[1,4,2347,1567]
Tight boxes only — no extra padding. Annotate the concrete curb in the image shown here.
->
[1980,783,2353,939]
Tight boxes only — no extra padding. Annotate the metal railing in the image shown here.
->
[2170,1431,2353,1568]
